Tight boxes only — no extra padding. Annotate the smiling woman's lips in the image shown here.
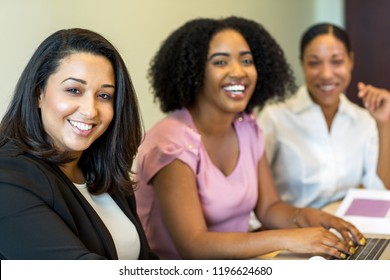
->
[223,84,246,97]
[68,120,95,137]
[69,120,93,131]
[318,84,337,91]
[223,89,246,99]
[223,84,245,92]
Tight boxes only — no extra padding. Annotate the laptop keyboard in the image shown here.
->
[344,238,390,260]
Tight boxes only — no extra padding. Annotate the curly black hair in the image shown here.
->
[148,16,296,113]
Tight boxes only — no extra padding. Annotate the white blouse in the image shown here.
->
[258,85,385,208]
[74,183,140,259]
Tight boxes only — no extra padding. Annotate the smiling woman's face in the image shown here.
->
[302,33,354,109]
[198,29,258,115]
[38,52,115,157]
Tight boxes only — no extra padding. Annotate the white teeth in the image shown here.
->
[224,84,245,93]
[319,84,336,91]
[69,120,93,131]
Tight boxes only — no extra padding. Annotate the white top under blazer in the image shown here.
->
[74,183,140,259]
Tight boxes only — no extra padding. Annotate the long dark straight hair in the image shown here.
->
[0,28,143,195]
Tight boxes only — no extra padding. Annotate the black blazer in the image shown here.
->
[0,141,156,260]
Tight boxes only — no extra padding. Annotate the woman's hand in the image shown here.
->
[358,82,390,189]
[281,227,352,259]
[358,82,390,124]
[294,207,365,248]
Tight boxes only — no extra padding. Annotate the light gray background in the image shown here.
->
[0,0,343,130]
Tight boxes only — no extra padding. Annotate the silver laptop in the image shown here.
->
[332,237,390,260]
[329,189,390,259]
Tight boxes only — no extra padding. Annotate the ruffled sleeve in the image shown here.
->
[137,110,201,185]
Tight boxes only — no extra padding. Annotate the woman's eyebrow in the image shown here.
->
[208,52,229,60]
[61,77,86,84]
[101,84,115,89]
[61,77,115,89]
[208,51,253,60]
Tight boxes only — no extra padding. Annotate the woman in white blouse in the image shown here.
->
[258,23,390,209]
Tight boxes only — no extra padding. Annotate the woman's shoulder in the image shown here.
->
[0,140,57,198]
[0,140,22,156]
[235,112,264,140]
[262,86,311,115]
[136,109,201,183]
[0,140,33,165]
[341,95,376,125]
[235,112,259,129]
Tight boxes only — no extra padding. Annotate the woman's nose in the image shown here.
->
[79,95,98,118]
[230,61,246,78]
[319,63,333,79]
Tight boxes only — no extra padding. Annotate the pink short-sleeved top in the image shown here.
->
[135,108,264,259]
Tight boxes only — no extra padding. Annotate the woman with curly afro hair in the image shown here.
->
[135,16,364,259]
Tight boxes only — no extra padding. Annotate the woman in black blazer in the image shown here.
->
[0,28,156,259]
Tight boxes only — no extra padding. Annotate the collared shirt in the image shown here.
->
[258,85,385,208]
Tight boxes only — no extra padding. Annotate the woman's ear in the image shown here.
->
[349,51,355,70]
[38,89,44,108]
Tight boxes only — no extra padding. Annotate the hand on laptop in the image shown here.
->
[291,207,365,258]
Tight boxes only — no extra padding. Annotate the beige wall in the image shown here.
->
[0,0,343,130]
